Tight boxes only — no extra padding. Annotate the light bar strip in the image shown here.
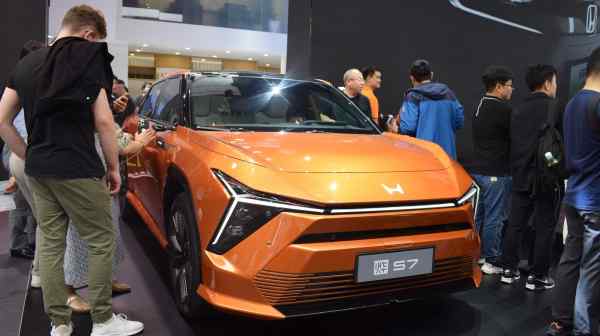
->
[330,203,456,214]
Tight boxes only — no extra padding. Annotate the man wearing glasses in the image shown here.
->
[471,66,514,276]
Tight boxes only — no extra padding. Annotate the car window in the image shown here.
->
[139,85,159,117]
[150,78,182,123]
[189,76,378,134]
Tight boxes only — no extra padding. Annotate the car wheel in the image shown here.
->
[168,193,212,318]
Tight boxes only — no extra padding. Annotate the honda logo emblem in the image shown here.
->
[587,4,598,33]
[382,184,405,195]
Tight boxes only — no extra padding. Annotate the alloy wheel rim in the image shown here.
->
[171,209,193,309]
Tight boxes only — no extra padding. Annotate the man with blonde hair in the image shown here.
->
[0,5,143,336]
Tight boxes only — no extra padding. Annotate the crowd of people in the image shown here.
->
[0,3,598,336]
[342,54,599,336]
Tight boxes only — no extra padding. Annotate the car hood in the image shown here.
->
[201,132,448,173]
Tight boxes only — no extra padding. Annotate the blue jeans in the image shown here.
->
[552,206,600,336]
[472,175,511,264]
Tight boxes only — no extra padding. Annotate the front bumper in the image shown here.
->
[197,206,481,319]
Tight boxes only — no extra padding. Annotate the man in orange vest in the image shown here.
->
[361,66,382,125]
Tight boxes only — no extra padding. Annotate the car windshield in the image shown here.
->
[189,75,379,134]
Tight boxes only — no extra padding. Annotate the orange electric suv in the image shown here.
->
[124,72,482,319]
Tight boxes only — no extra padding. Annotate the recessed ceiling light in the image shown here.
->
[201,58,206,62]
[266,64,271,67]
[130,53,135,56]
[185,47,191,50]
[175,52,181,55]
[135,49,142,52]
[212,55,218,58]
[264,53,269,57]
[142,44,149,47]
[248,58,254,61]
[225,50,231,54]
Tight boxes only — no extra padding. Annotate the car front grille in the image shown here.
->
[294,222,471,244]
[254,256,473,307]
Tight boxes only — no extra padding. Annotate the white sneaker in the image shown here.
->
[481,262,503,275]
[91,314,144,336]
[31,274,41,288]
[477,258,486,265]
[50,323,73,336]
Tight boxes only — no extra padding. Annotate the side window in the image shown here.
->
[148,78,182,123]
[139,85,159,117]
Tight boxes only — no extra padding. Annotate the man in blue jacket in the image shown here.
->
[389,60,464,159]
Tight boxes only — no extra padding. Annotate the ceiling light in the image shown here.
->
[142,44,149,47]
[225,50,231,54]
[212,55,218,58]
[266,64,271,67]
[135,49,142,52]
[175,52,181,55]
[185,47,191,50]
[130,53,135,56]
[264,53,269,57]
[248,58,253,61]
[201,58,206,62]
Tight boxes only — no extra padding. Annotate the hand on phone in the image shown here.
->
[113,94,129,113]
[135,128,157,146]
[387,114,399,133]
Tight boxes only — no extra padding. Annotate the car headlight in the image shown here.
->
[209,170,324,254]
[456,183,480,222]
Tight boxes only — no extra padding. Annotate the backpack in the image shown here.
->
[531,100,568,196]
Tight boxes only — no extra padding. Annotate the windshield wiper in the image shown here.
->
[194,126,231,132]
[301,120,350,127]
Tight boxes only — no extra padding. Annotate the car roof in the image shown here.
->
[152,71,330,88]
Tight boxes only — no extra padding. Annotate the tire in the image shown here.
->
[167,192,213,318]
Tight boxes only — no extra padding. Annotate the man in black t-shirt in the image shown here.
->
[471,66,514,275]
[343,68,372,118]
[0,5,143,336]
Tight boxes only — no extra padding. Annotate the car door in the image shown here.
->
[135,77,184,228]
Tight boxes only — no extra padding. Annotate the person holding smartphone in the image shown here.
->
[112,78,135,126]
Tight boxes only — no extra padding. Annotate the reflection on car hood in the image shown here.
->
[204,132,448,173]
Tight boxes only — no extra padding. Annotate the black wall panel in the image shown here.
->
[1,0,48,95]
[288,0,600,169]
[0,0,47,178]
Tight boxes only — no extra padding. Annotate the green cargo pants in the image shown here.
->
[28,176,114,326]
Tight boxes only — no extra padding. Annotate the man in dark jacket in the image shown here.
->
[391,60,464,159]
[343,68,372,118]
[500,64,560,291]
[471,66,514,275]
[546,48,600,336]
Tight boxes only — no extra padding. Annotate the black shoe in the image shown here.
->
[525,275,555,291]
[10,248,34,260]
[500,269,520,284]
[545,321,572,336]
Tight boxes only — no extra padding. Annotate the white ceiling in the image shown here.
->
[48,1,287,68]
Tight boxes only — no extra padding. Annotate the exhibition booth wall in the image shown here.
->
[288,0,600,168]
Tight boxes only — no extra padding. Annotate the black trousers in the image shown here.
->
[501,190,557,276]
[552,206,600,334]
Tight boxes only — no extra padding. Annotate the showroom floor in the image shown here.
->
[9,212,560,336]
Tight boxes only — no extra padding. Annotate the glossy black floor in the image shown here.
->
[19,215,559,336]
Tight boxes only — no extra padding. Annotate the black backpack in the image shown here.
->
[531,100,568,195]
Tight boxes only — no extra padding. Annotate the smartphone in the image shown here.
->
[138,119,149,133]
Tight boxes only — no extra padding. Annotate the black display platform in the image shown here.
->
[16,213,567,336]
